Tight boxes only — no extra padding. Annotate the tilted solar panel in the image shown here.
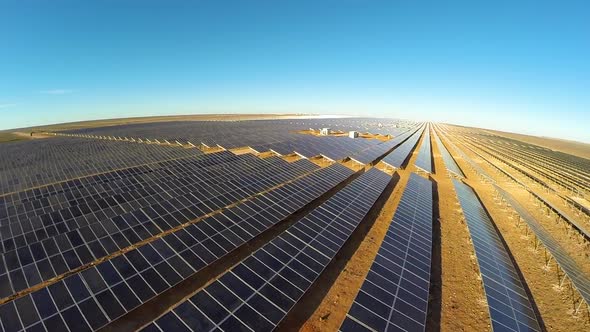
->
[0,155,320,302]
[341,173,433,332]
[433,129,464,178]
[414,125,432,173]
[381,125,425,169]
[493,184,590,307]
[452,179,541,332]
[349,127,418,165]
[140,168,392,332]
[0,163,354,332]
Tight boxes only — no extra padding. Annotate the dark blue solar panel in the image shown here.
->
[349,127,420,165]
[341,173,433,332]
[141,168,392,332]
[381,125,425,169]
[453,180,541,332]
[0,162,353,332]
[414,125,432,173]
[432,127,464,178]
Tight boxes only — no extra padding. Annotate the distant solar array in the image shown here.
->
[64,118,410,145]
[457,130,590,197]
[0,138,202,195]
[140,168,391,332]
[61,119,415,161]
[453,180,541,332]
[341,173,433,332]
[450,135,590,240]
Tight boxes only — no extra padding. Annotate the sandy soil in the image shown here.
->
[429,131,491,332]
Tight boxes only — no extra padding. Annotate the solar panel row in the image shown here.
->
[0,150,239,222]
[448,135,590,240]
[0,138,203,195]
[414,125,432,173]
[0,163,355,332]
[0,156,319,299]
[341,173,433,332]
[381,125,425,169]
[452,180,541,332]
[0,153,286,252]
[432,128,464,178]
[493,184,590,306]
[140,168,391,332]
[349,127,419,165]
[253,135,378,161]
[468,133,590,195]
[442,136,492,182]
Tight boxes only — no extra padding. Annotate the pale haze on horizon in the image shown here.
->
[1,1,588,143]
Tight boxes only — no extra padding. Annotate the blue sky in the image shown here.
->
[1,1,589,142]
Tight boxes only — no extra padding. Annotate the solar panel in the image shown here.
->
[446,135,590,240]
[140,168,392,332]
[493,184,590,307]
[50,119,409,162]
[452,179,541,332]
[341,173,433,332]
[349,127,419,165]
[0,164,354,332]
[414,125,432,173]
[0,138,204,195]
[527,189,590,240]
[0,155,322,300]
[432,128,464,178]
[60,119,411,152]
[443,135,493,182]
[381,125,425,169]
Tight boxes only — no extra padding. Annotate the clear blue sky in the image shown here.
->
[1,1,589,142]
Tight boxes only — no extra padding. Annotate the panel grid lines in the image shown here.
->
[140,168,391,332]
[341,173,433,332]
[452,179,541,332]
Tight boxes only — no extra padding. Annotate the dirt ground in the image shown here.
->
[0,132,28,143]
[429,132,491,332]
